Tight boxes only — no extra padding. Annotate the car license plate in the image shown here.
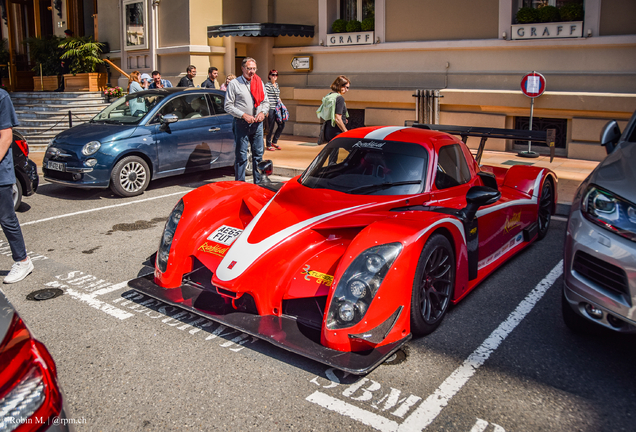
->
[207,225,243,245]
[47,161,65,172]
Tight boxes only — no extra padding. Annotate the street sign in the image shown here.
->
[291,56,313,72]
[520,72,546,98]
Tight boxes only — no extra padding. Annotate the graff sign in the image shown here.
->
[327,31,374,46]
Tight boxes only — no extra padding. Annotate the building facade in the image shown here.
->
[4,0,635,160]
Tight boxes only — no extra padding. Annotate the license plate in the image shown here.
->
[207,225,243,245]
[47,161,65,172]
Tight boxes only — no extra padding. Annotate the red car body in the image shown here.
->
[130,125,557,374]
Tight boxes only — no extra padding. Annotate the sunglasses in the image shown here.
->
[344,85,350,89]
[270,74,278,76]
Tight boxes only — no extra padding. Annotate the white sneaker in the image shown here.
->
[4,257,34,284]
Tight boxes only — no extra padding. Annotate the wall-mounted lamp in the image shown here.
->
[502,31,507,40]
[586,29,592,38]
[319,39,324,46]
[376,37,381,43]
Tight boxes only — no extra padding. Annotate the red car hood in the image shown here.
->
[211,181,406,296]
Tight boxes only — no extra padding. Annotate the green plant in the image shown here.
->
[332,19,347,33]
[24,36,64,76]
[559,3,584,21]
[361,17,375,31]
[538,5,560,23]
[516,7,539,24]
[59,37,104,74]
[346,20,362,32]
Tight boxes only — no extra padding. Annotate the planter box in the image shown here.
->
[33,75,62,91]
[511,21,583,40]
[63,72,108,92]
[327,31,374,47]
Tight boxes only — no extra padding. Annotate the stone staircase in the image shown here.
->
[11,92,111,151]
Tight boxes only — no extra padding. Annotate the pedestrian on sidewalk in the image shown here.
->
[0,89,33,283]
[149,71,173,89]
[265,69,286,151]
[128,70,143,93]
[140,73,152,90]
[316,75,350,144]
[224,57,269,183]
[220,74,236,91]
[201,67,220,89]
[177,65,196,87]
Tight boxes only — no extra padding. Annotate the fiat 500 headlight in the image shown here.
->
[156,200,184,272]
[326,242,402,329]
[582,185,636,242]
[81,141,101,156]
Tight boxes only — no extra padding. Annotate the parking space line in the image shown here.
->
[399,260,563,431]
[21,191,188,226]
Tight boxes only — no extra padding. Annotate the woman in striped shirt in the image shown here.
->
[264,69,285,151]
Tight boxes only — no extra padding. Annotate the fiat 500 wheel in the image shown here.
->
[411,234,455,336]
[537,179,553,240]
[110,156,150,197]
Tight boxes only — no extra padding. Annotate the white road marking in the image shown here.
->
[399,260,563,431]
[307,391,399,432]
[21,191,187,226]
[307,261,563,431]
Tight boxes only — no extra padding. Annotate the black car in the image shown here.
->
[12,131,38,210]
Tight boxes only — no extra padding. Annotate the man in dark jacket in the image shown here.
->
[177,65,196,87]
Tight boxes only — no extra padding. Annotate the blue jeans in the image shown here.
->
[233,117,264,183]
[0,185,27,261]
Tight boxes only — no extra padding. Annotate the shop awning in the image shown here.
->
[208,23,314,38]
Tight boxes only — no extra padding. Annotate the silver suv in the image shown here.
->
[562,110,636,333]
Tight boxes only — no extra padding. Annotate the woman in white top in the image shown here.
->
[264,69,285,151]
[127,71,144,116]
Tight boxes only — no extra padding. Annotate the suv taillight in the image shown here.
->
[0,313,62,432]
[15,140,29,157]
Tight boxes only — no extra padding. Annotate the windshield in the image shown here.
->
[300,137,429,195]
[92,93,166,124]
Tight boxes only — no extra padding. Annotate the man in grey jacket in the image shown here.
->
[224,58,269,183]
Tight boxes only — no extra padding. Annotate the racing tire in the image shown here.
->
[246,144,253,176]
[12,180,22,211]
[110,156,150,197]
[561,289,604,336]
[410,234,455,336]
[537,179,553,240]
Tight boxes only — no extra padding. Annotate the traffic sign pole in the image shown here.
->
[518,71,546,158]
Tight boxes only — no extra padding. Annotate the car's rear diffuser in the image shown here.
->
[128,273,410,375]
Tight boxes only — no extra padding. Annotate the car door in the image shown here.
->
[153,93,218,177]
[206,92,235,166]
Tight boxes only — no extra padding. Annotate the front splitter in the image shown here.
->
[128,273,411,375]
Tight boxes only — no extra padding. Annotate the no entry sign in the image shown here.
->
[521,72,546,98]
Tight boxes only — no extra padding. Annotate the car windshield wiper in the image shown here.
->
[99,119,124,124]
[347,180,422,194]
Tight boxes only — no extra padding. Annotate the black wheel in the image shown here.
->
[110,156,150,197]
[411,234,455,336]
[561,288,604,335]
[246,144,253,176]
[12,180,22,211]
[537,179,553,240]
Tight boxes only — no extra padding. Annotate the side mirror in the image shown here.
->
[461,186,501,221]
[600,120,621,155]
[257,160,273,177]
[161,113,179,125]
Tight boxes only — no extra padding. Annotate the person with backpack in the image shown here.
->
[316,75,350,144]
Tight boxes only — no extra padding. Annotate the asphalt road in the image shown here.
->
[2,171,635,432]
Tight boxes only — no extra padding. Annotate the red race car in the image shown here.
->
[130,124,556,374]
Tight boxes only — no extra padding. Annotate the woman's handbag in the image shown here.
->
[275,100,289,123]
[317,120,329,145]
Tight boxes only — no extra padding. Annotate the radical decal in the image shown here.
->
[503,211,522,233]
[301,264,334,286]
[478,233,524,270]
[198,242,230,257]
[353,140,385,150]
[208,225,243,246]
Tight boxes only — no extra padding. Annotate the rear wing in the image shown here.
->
[404,121,555,164]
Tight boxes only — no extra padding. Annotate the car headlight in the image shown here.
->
[326,242,402,330]
[156,200,184,272]
[82,141,101,156]
[582,185,636,242]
